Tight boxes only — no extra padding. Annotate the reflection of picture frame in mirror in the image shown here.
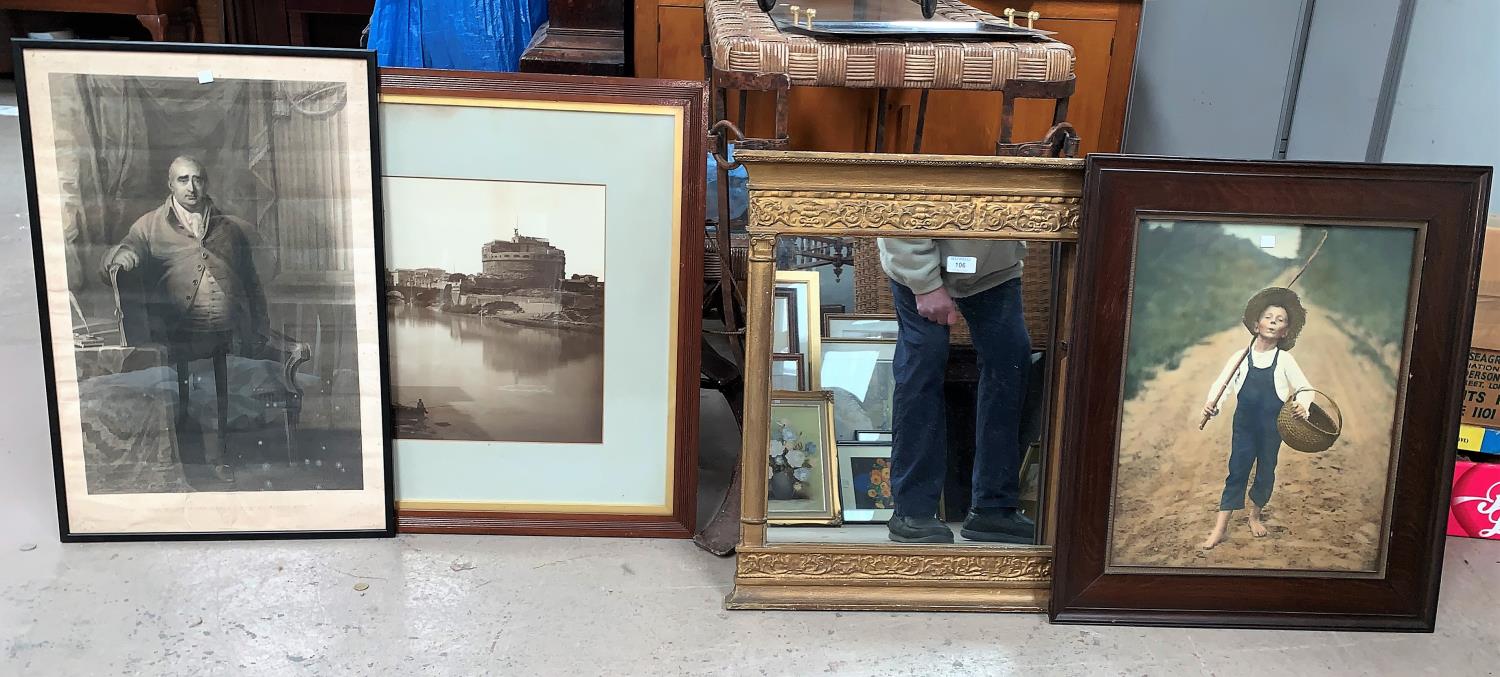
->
[819,338,896,442]
[1051,156,1490,631]
[837,443,894,523]
[824,313,899,340]
[854,430,892,443]
[774,271,822,389]
[730,151,1085,613]
[772,288,799,354]
[768,390,842,525]
[771,353,807,390]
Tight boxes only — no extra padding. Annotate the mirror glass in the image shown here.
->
[765,235,1055,546]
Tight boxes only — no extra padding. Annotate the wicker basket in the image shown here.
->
[1277,388,1342,453]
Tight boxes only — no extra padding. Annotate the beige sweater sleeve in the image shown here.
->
[877,238,944,295]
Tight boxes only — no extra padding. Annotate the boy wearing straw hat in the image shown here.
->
[1199,287,1316,549]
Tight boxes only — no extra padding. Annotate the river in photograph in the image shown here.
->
[388,305,604,444]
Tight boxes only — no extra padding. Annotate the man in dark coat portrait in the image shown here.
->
[102,156,269,482]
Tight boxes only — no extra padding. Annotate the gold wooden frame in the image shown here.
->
[728,151,1085,612]
[767,390,842,525]
[774,270,823,389]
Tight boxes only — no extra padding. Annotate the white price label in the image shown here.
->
[945,256,977,274]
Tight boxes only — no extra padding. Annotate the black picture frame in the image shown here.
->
[16,39,395,541]
[1050,155,1491,631]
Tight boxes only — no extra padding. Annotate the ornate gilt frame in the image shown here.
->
[727,151,1085,612]
[767,389,843,525]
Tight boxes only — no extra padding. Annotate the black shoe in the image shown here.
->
[960,508,1035,543]
[887,516,954,544]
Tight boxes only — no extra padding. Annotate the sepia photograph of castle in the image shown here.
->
[383,177,606,444]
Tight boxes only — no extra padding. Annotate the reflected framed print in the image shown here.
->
[1052,155,1491,631]
[837,443,894,523]
[775,270,821,388]
[768,390,841,525]
[379,69,705,537]
[823,313,899,340]
[819,338,896,442]
[17,40,393,540]
[772,288,799,354]
[771,353,807,391]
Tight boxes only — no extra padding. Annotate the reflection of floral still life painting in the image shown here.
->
[769,417,817,501]
[838,443,895,523]
[767,391,840,524]
[853,457,893,509]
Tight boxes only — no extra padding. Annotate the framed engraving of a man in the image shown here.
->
[17,40,394,540]
[103,155,272,483]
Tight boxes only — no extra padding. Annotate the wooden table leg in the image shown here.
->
[137,13,168,41]
[184,6,202,42]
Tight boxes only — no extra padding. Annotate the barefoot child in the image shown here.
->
[1199,287,1315,549]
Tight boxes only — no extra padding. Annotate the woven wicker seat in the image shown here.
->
[707,0,1076,90]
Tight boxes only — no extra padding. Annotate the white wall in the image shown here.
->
[1122,0,1303,159]
[1382,0,1500,212]
[1124,0,1497,212]
[1283,0,1400,161]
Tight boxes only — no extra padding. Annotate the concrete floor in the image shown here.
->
[1,91,1499,677]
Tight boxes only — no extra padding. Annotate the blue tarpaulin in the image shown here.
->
[706,145,749,226]
[368,0,548,72]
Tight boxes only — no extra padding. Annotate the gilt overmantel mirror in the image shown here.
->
[728,151,1085,611]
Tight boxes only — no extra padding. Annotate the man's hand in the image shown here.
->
[107,249,140,274]
[915,287,960,325]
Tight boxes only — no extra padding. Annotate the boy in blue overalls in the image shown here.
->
[1200,287,1315,549]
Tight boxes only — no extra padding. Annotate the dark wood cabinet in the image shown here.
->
[518,0,630,76]
[0,0,198,41]
[0,0,203,74]
[222,0,371,47]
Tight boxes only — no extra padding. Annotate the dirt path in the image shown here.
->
[1109,301,1398,572]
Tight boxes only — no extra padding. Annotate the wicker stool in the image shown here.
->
[704,0,1079,154]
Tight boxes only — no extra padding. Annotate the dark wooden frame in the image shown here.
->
[772,286,799,354]
[379,68,706,539]
[770,352,806,390]
[1051,155,1492,631]
[822,312,898,340]
[15,39,395,541]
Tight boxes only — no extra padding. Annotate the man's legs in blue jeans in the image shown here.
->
[954,278,1030,511]
[889,279,1030,518]
[889,280,949,519]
